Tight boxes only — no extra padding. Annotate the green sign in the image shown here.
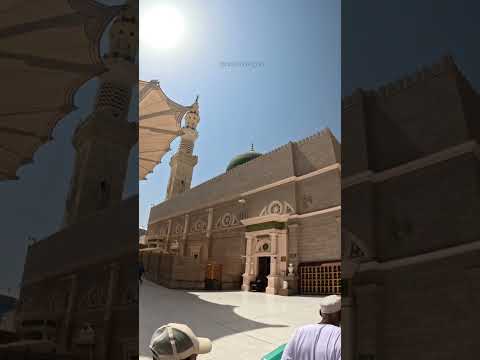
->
[246,221,286,232]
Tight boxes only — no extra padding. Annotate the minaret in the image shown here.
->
[63,1,137,226]
[165,98,200,200]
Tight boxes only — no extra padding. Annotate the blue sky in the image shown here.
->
[139,0,341,228]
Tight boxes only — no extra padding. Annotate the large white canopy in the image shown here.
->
[139,80,194,180]
[0,0,119,181]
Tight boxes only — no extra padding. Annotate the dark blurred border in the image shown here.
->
[341,1,480,359]
[0,1,139,359]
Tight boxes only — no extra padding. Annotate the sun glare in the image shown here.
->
[140,5,185,50]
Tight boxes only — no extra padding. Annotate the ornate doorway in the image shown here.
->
[240,224,288,294]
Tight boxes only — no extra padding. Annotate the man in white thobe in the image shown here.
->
[281,295,341,360]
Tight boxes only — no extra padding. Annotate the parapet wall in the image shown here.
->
[342,55,479,174]
[341,55,474,108]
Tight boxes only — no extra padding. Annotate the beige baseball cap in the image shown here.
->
[149,323,212,360]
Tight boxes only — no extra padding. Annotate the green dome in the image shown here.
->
[226,149,262,171]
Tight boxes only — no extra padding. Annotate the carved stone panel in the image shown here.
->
[215,212,241,229]
[191,218,207,233]
[255,235,272,254]
[259,200,295,217]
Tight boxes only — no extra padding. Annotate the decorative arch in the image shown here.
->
[215,212,241,228]
[173,222,183,235]
[259,200,296,217]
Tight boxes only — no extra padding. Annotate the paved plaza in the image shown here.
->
[139,280,324,360]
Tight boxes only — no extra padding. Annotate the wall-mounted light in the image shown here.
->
[238,199,246,204]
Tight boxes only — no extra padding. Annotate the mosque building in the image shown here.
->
[141,90,341,296]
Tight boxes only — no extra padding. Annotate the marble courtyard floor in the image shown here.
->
[139,280,323,360]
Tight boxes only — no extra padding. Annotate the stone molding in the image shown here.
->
[343,140,479,189]
[358,239,480,272]
[241,214,290,226]
[289,205,340,219]
[241,162,340,197]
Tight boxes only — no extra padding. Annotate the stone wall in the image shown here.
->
[292,129,340,176]
[297,212,340,264]
[14,197,138,360]
[149,143,295,223]
[296,169,340,215]
[343,57,480,359]
[141,251,205,290]
[209,229,245,289]
[22,196,138,285]
[353,252,479,359]
[17,251,137,360]
[375,153,480,261]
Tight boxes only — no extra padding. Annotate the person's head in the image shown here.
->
[149,323,212,360]
[319,295,341,326]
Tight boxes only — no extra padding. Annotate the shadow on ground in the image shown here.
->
[139,281,289,356]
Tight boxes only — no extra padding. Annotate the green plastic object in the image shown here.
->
[261,343,287,360]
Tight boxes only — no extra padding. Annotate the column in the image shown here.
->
[287,224,299,271]
[182,214,190,256]
[61,274,78,351]
[206,208,213,238]
[102,262,120,359]
[203,208,214,263]
[266,233,280,295]
[241,235,256,291]
[165,219,172,253]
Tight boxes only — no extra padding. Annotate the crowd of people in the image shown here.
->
[144,294,341,360]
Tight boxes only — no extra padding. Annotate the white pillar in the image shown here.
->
[266,233,280,295]
[206,208,213,238]
[270,256,278,276]
[183,214,190,256]
[165,219,172,252]
[203,208,214,263]
[271,232,277,254]
[242,235,256,291]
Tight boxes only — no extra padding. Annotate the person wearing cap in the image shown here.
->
[281,295,341,360]
[148,323,212,360]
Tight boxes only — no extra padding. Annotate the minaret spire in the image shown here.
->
[165,99,201,200]
[63,2,137,226]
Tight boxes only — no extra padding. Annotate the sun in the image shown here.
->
[140,5,185,50]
